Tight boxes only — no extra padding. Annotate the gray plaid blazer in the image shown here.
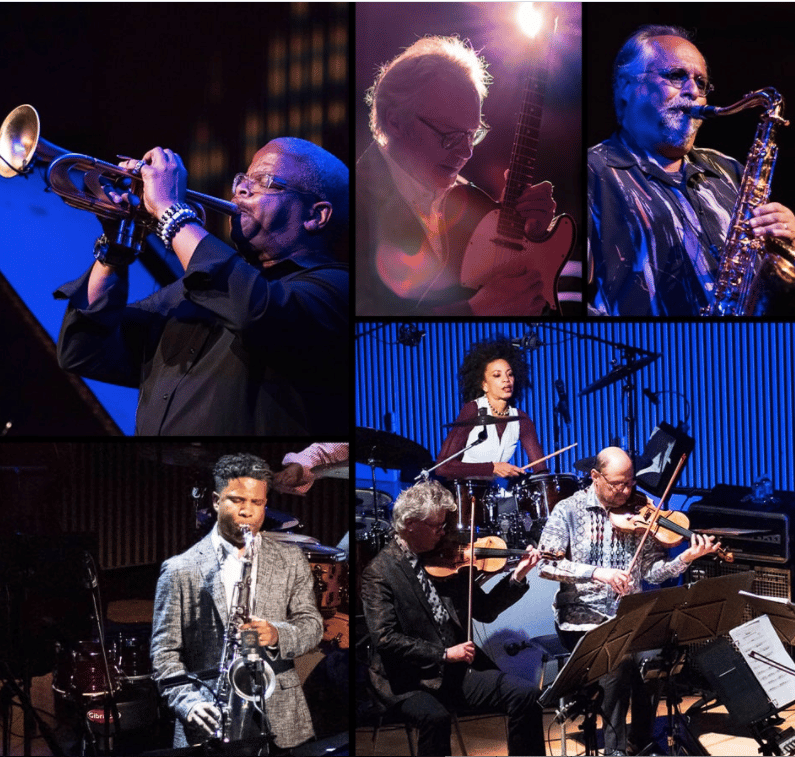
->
[151,531,323,748]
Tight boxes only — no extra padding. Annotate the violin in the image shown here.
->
[422,535,564,578]
[610,492,734,562]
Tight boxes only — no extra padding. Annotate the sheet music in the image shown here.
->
[730,615,795,709]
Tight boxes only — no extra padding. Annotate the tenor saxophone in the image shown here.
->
[213,525,276,744]
[693,88,795,315]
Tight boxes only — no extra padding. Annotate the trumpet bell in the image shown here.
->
[0,104,40,178]
[0,104,68,179]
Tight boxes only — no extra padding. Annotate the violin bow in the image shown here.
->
[467,486,476,646]
[519,442,578,472]
[626,453,688,576]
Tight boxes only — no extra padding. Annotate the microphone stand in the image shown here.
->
[414,429,487,482]
[83,553,122,757]
[553,404,562,475]
[531,323,660,464]
[416,412,490,536]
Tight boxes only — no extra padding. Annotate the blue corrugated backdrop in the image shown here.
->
[356,321,795,494]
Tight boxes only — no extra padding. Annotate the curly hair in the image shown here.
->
[365,35,492,147]
[212,453,273,493]
[392,480,457,536]
[458,337,531,405]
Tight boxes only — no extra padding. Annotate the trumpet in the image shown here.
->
[0,104,237,249]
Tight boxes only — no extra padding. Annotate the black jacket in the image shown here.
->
[361,539,529,707]
[55,236,348,435]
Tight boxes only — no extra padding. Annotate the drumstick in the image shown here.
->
[519,443,578,472]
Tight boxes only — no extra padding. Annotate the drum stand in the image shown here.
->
[79,554,121,757]
[0,660,65,757]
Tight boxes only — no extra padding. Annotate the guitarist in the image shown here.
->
[357,35,559,316]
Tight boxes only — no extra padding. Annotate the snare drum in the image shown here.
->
[514,473,580,520]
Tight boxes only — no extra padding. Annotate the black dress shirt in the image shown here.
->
[54,235,348,435]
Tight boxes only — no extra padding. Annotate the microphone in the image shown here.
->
[643,387,660,405]
[511,330,543,351]
[83,552,98,589]
[554,379,571,426]
[504,640,531,656]
[396,324,426,347]
[477,406,489,441]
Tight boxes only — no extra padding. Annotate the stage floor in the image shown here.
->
[356,694,795,755]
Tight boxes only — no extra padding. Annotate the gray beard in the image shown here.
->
[660,107,700,149]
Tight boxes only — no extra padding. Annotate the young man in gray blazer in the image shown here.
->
[151,453,322,753]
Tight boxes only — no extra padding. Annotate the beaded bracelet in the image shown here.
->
[156,202,203,250]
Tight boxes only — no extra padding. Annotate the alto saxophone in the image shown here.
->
[213,525,276,744]
[693,88,795,315]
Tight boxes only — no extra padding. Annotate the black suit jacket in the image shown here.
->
[361,539,529,707]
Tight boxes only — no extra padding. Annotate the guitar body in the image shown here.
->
[443,182,576,313]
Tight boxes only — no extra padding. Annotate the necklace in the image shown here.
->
[486,397,510,417]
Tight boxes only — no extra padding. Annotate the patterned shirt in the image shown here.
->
[538,487,689,631]
[588,131,743,316]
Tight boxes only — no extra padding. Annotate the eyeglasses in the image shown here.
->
[232,172,317,198]
[641,68,714,97]
[597,472,636,493]
[416,115,490,150]
[415,517,447,533]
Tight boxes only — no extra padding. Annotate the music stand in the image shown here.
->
[740,591,795,646]
[619,570,754,652]
[617,571,755,755]
[539,601,657,755]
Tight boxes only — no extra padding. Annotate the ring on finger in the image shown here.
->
[134,159,146,174]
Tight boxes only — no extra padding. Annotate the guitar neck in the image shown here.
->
[499,30,554,238]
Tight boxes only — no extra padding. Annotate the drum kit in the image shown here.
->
[353,427,588,582]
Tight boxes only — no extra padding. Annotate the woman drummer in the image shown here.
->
[436,337,548,484]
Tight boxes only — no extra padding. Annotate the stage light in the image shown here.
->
[516,2,544,39]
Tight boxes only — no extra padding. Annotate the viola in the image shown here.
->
[422,535,564,578]
[610,493,734,562]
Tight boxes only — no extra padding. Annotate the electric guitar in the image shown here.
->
[445,23,576,314]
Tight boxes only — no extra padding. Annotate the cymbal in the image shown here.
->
[579,353,660,396]
[263,508,300,531]
[443,415,522,428]
[355,427,433,470]
[311,461,349,479]
[574,456,597,473]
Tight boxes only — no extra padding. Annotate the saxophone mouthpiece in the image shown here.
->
[686,105,720,119]
[240,524,254,552]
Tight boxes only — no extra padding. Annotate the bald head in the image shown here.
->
[592,447,635,509]
[595,446,633,475]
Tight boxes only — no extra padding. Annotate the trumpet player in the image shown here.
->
[588,24,795,316]
[54,138,349,435]
[151,454,322,754]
